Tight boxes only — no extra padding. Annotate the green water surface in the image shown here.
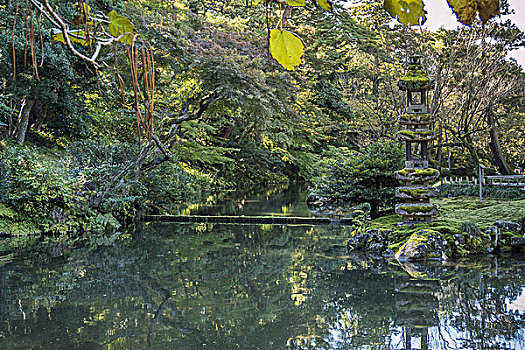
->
[1,185,525,349]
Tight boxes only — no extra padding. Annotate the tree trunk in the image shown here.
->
[15,99,35,145]
[487,109,512,175]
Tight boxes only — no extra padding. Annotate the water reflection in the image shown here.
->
[1,222,525,349]
[175,183,314,217]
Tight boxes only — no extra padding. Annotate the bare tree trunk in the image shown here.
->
[15,99,35,145]
[487,109,511,174]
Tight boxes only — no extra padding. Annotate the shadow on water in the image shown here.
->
[1,184,525,349]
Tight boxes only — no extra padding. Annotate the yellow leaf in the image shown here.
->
[447,0,499,25]
[51,28,91,46]
[252,0,265,4]
[108,10,137,45]
[287,0,305,6]
[313,0,333,12]
[269,29,304,71]
[384,0,427,26]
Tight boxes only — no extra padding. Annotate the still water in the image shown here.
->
[1,185,525,349]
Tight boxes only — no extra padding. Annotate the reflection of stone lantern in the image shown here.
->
[395,56,439,224]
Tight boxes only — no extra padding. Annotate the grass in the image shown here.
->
[364,196,525,255]
[373,196,525,230]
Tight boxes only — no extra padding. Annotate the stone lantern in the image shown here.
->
[395,56,439,224]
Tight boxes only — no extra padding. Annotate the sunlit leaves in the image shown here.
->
[447,0,500,25]
[51,29,92,46]
[269,29,304,71]
[74,2,91,15]
[251,0,331,11]
[287,0,306,6]
[313,0,333,12]
[50,7,137,47]
[384,0,426,26]
[108,10,137,45]
[383,0,500,26]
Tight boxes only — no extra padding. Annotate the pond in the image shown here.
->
[1,184,525,349]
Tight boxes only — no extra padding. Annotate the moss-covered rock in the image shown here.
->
[395,168,440,182]
[398,129,435,141]
[396,186,440,200]
[395,203,439,216]
[395,229,448,261]
[347,229,391,253]
[399,113,433,125]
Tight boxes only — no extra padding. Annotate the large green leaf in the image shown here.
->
[108,10,137,45]
[447,0,499,25]
[384,0,427,26]
[269,29,304,71]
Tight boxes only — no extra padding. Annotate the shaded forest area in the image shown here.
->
[1,0,524,236]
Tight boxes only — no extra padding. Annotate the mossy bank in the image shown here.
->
[347,196,525,260]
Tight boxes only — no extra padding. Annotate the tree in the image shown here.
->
[311,140,404,217]
[430,23,525,172]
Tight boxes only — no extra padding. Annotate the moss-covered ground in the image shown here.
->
[367,196,525,256]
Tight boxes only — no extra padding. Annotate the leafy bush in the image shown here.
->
[311,140,404,217]
[142,161,211,213]
[0,142,87,234]
[438,184,525,199]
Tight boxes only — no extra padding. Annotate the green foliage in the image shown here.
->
[438,184,525,199]
[460,221,481,235]
[311,140,404,216]
[142,161,211,213]
[313,80,353,119]
[0,142,87,234]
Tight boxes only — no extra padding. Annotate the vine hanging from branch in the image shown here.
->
[18,0,155,143]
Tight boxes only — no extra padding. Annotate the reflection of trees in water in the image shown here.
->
[309,255,525,350]
[437,258,525,350]
[176,183,312,217]
[1,225,525,349]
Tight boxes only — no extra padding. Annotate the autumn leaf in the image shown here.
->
[287,0,305,6]
[269,29,304,71]
[384,0,427,26]
[108,10,137,45]
[313,0,333,12]
[447,0,499,25]
[51,28,92,46]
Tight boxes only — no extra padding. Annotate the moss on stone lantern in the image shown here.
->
[395,56,439,224]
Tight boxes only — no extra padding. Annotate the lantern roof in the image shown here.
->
[398,55,434,91]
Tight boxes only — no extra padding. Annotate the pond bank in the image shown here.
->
[348,196,525,261]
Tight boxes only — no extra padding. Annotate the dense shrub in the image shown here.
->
[438,184,525,199]
[311,140,404,217]
[142,161,211,213]
[0,142,87,234]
